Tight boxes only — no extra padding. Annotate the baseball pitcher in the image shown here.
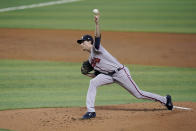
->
[77,14,173,119]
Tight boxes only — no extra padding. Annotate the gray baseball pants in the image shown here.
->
[86,67,166,112]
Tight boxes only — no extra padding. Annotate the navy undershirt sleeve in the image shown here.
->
[94,36,101,50]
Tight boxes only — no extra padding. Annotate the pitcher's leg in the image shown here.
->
[86,74,114,112]
[114,67,166,104]
[127,78,167,104]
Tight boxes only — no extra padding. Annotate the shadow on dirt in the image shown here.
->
[96,106,167,112]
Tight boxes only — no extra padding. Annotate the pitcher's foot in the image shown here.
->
[165,95,173,110]
[82,112,96,119]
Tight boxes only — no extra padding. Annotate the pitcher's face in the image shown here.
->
[80,41,92,52]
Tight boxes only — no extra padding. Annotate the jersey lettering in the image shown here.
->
[91,57,100,67]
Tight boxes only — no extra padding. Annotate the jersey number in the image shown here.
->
[91,57,100,67]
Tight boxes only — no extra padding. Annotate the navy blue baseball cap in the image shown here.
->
[77,35,94,44]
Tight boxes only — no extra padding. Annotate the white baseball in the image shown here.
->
[92,9,99,15]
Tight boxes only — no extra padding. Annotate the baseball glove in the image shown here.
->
[94,70,101,76]
[81,60,94,75]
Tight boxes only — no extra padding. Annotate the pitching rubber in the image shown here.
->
[173,106,192,110]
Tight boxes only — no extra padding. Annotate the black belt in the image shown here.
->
[107,66,124,76]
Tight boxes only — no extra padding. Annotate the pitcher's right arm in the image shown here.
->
[94,15,101,50]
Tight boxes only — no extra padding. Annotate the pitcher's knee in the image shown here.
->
[135,94,144,99]
[90,78,99,87]
[133,91,145,99]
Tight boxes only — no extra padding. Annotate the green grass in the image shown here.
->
[0,0,196,33]
[0,0,55,8]
[0,59,195,111]
[0,129,15,131]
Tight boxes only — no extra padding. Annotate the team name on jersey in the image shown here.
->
[91,57,101,67]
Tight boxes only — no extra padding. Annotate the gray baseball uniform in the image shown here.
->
[86,36,166,112]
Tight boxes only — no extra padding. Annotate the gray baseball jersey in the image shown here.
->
[86,37,167,112]
[89,44,123,74]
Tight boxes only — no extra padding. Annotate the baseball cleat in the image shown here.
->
[165,95,173,110]
[82,112,96,119]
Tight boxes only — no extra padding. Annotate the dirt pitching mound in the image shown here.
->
[0,102,195,131]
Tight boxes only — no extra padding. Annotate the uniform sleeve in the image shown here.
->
[94,35,101,50]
